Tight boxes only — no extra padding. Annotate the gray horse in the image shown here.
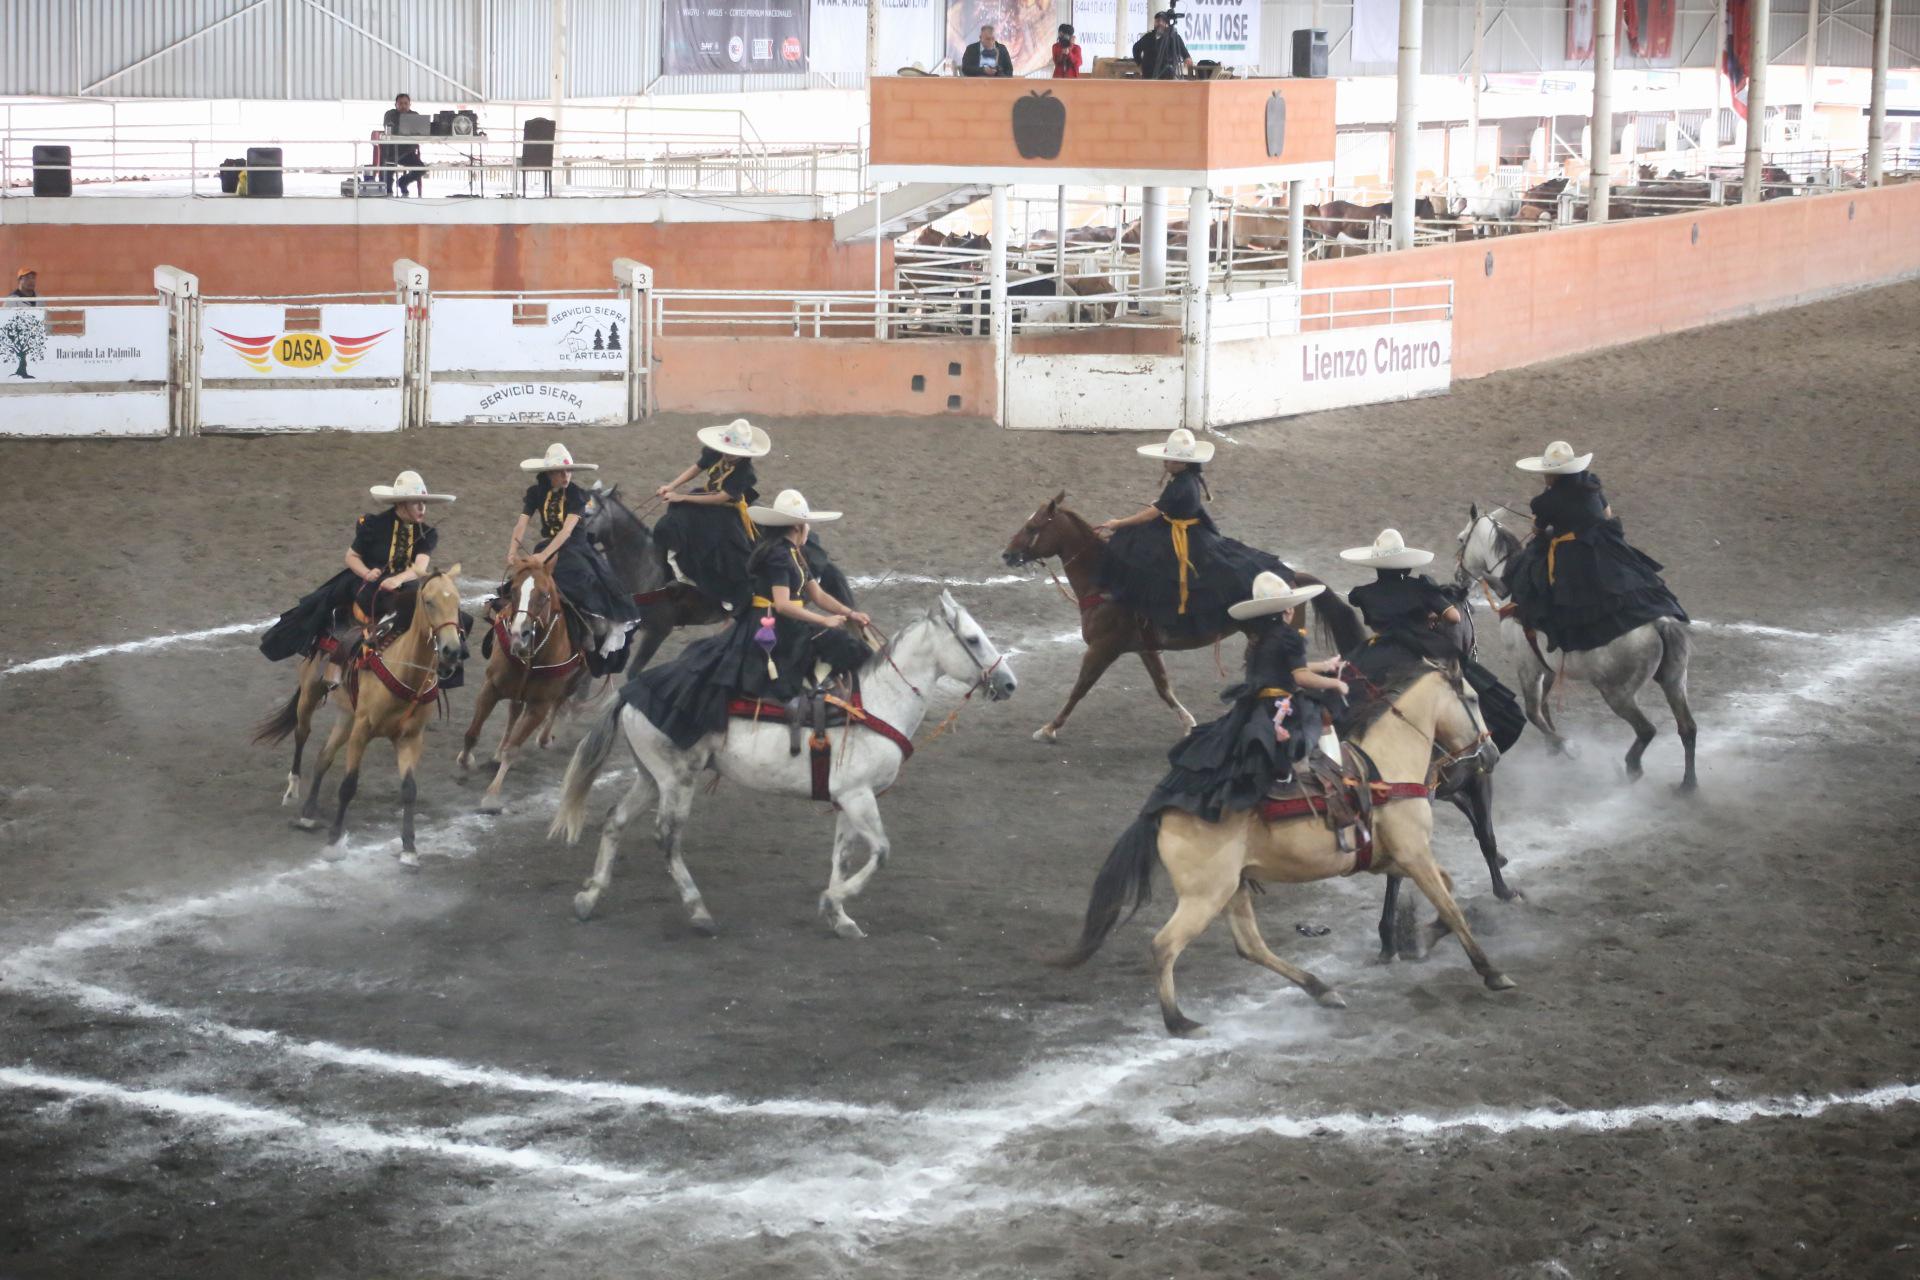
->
[1457,505,1698,789]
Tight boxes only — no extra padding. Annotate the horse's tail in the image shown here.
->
[1292,570,1366,655]
[1653,615,1692,687]
[1052,813,1162,969]
[251,687,301,746]
[548,695,625,844]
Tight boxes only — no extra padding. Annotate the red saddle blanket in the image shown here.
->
[1257,778,1431,873]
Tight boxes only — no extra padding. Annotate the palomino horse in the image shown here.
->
[255,567,465,867]
[551,592,1016,939]
[458,560,586,813]
[1001,494,1366,742]
[1057,668,1513,1035]
[1458,506,1698,789]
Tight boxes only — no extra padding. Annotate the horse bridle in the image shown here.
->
[1359,662,1493,785]
[872,606,1006,704]
[1455,508,1525,597]
[383,576,465,683]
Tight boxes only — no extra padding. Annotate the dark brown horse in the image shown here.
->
[459,559,588,813]
[1002,494,1365,742]
[1310,197,1438,236]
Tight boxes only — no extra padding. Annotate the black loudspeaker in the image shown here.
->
[1292,28,1328,77]
[520,117,556,168]
[32,145,72,197]
[219,157,246,193]
[244,146,284,197]
[431,109,455,136]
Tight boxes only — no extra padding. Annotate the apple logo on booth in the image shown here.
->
[1264,92,1287,157]
[1012,91,1066,160]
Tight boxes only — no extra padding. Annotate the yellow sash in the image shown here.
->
[1546,531,1577,584]
[1164,515,1200,614]
[737,499,758,539]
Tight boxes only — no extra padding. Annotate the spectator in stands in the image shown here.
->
[6,268,36,307]
[961,25,1014,77]
[379,92,425,197]
[1052,24,1082,78]
[1132,11,1193,79]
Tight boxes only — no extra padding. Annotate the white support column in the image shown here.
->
[1141,186,1168,310]
[1742,0,1772,202]
[550,0,567,132]
[867,0,881,78]
[1392,0,1424,250]
[1803,0,1820,132]
[1182,186,1212,432]
[1287,178,1306,284]
[1590,0,1616,223]
[874,181,886,338]
[1468,0,1485,179]
[990,184,1009,421]
[1116,0,1130,67]
[1714,0,1728,163]
[1867,0,1891,183]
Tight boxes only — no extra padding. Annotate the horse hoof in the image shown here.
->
[322,841,348,862]
[1484,972,1518,992]
[831,918,866,940]
[1031,725,1058,743]
[456,754,471,773]
[1162,1013,1205,1038]
[692,914,720,938]
[1496,886,1527,903]
[573,891,598,922]
[398,850,420,872]
[1314,990,1348,1010]
[280,776,299,805]
[477,794,504,815]
[1675,778,1700,796]
[1375,950,1396,966]
[293,816,320,832]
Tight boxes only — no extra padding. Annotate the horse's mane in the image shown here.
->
[1050,502,1100,545]
[1340,661,1457,739]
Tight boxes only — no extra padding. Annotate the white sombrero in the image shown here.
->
[747,488,842,527]
[695,417,772,459]
[519,442,598,473]
[1136,428,1216,464]
[1227,571,1324,620]
[369,470,455,504]
[1515,440,1593,475]
[1339,527,1434,570]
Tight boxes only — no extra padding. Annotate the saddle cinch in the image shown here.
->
[1256,736,1430,872]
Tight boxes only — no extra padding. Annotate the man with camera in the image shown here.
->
[1131,10,1194,80]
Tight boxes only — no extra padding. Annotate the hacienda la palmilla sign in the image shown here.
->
[212,327,392,374]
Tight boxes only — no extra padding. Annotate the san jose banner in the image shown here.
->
[663,0,810,74]
[811,0,944,73]
[1066,0,1261,68]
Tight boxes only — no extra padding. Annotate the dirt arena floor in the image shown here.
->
[2,280,1918,1279]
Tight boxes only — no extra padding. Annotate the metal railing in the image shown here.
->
[1296,281,1454,334]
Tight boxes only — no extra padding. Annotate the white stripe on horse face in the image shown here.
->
[513,576,534,631]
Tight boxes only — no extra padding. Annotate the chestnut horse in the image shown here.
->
[1056,668,1514,1035]
[1001,494,1365,742]
[458,560,587,813]
[255,567,465,867]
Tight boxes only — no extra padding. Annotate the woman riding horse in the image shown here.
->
[1095,429,1290,638]
[1340,527,1525,750]
[654,417,769,601]
[1124,573,1350,825]
[1506,441,1688,652]
[627,489,872,750]
[508,442,643,672]
[259,470,453,676]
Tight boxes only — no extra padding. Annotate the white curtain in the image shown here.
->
[1351,0,1400,65]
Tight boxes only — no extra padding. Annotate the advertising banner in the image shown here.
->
[427,298,630,425]
[811,0,944,73]
[0,306,166,385]
[1070,0,1150,64]
[664,0,810,75]
[945,0,1058,74]
[1164,0,1261,66]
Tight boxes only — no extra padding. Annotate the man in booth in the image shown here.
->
[379,92,425,196]
[961,25,1015,77]
[1132,11,1193,79]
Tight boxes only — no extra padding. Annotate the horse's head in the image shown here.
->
[1438,663,1498,774]
[418,565,465,681]
[1003,491,1072,568]
[505,561,563,662]
[1456,504,1520,595]
[927,589,1017,702]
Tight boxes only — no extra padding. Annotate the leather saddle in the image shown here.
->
[1259,742,1380,854]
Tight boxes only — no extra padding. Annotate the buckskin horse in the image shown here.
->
[551,592,1016,939]
[1001,493,1365,742]
[1458,505,1698,789]
[458,559,586,813]
[1056,666,1514,1036]
[254,567,465,867]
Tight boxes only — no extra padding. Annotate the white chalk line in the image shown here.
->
[3,618,275,676]
[1150,1081,1920,1144]
[0,1066,657,1188]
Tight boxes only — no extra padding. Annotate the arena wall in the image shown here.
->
[1300,182,1920,381]
[654,336,994,418]
[0,207,880,297]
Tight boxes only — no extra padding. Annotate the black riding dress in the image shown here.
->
[625,537,874,750]
[1132,622,1336,824]
[1507,472,1687,652]
[1346,568,1526,752]
[1095,468,1289,638]
[655,448,759,602]
[522,480,642,624]
[260,509,437,662]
